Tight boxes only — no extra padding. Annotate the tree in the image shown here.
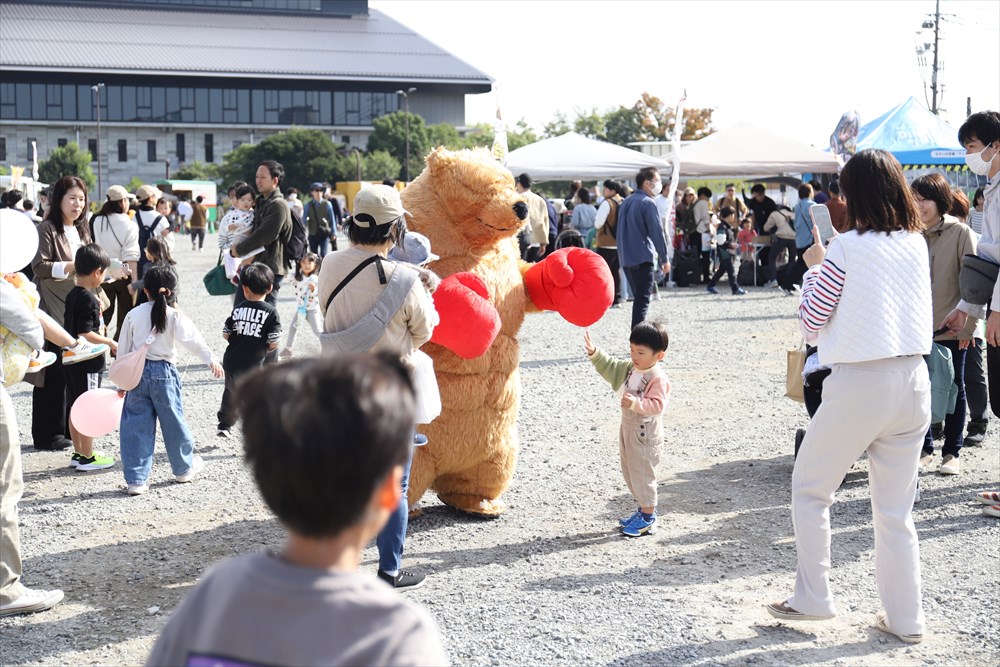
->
[362,150,402,181]
[507,119,539,151]
[603,105,644,146]
[573,108,606,140]
[124,176,144,194]
[542,111,571,138]
[172,160,220,181]
[367,111,430,181]
[219,128,345,192]
[38,142,96,191]
[427,123,463,150]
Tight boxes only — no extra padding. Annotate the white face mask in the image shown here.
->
[965,144,998,176]
[647,181,662,195]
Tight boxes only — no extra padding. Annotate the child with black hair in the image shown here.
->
[64,244,117,471]
[584,321,671,537]
[218,184,264,281]
[134,236,177,308]
[706,206,746,295]
[279,252,321,360]
[146,355,447,666]
[117,265,223,496]
[217,263,281,438]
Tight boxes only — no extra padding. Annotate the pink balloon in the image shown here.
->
[70,388,125,438]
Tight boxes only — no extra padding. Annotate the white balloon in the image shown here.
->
[0,208,39,273]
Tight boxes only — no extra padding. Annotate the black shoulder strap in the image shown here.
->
[324,255,387,312]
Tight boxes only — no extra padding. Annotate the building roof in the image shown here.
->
[0,2,492,90]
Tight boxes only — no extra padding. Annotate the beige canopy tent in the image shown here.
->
[505,132,671,182]
[665,121,840,176]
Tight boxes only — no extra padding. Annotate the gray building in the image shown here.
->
[0,0,492,193]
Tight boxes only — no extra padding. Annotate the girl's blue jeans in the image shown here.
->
[376,443,413,573]
[119,360,196,486]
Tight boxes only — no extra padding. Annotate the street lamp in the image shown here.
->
[395,87,416,182]
[351,148,362,182]
[91,83,105,196]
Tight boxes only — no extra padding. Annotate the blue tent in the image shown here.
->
[855,97,966,167]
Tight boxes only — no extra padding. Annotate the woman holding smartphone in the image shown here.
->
[766,149,932,645]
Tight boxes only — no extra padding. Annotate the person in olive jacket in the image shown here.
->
[228,160,291,307]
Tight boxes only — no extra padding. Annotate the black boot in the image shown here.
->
[964,419,988,447]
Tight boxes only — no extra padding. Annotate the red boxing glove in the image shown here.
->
[524,247,613,327]
[430,272,501,359]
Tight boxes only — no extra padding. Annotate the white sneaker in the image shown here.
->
[939,455,961,475]
[0,587,64,616]
[62,339,108,365]
[126,484,149,496]
[764,279,778,288]
[175,454,204,483]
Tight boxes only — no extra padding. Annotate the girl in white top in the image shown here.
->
[117,264,223,496]
[766,149,932,645]
[969,187,985,237]
[279,253,322,358]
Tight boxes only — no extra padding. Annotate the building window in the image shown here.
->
[147,139,157,162]
[0,137,6,162]
[26,138,35,161]
[205,133,214,162]
[88,139,98,161]
[176,133,185,161]
[118,139,127,162]
[57,138,67,148]
[341,135,350,144]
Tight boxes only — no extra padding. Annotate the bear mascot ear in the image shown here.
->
[430,272,501,359]
[523,247,613,327]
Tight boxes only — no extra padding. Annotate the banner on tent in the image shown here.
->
[902,164,969,171]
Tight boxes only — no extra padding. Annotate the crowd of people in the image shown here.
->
[0,108,997,665]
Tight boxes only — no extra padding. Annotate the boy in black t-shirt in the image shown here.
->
[64,244,117,471]
[217,263,281,437]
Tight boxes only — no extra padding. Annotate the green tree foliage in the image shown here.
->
[367,111,430,180]
[539,95,715,146]
[573,108,606,140]
[38,142,96,191]
[507,119,540,151]
[603,105,644,146]
[172,160,220,181]
[361,150,402,181]
[427,123,462,149]
[542,111,571,138]
[219,128,346,191]
[124,176,144,193]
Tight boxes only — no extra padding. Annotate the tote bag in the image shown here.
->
[204,252,237,296]
[108,334,155,391]
[785,343,806,403]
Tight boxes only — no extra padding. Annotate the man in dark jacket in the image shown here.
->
[743,184,777,235]
[229,160,291,307]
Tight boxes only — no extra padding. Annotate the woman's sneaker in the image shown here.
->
[62,339,108,365]
[76,452,115,471]
[25,350,57,373]
[0,587,64,617]
[175,454,204,483]
[377,570,426,590]
[69,452,83,468]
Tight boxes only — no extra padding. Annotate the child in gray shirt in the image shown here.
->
[146,354,447,667]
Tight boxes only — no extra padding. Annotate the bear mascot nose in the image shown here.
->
[513,201,528,220]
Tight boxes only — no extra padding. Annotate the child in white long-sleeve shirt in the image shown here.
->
[279,253,322,359]
[584,321,671,537]
[218,185,263,280]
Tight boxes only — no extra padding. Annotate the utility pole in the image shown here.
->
[91,83,105,196]
[395,87,416,182]
[930,0,941,115]
[967,97,972,118]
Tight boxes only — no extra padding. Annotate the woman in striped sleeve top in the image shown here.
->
[766,149,934,645]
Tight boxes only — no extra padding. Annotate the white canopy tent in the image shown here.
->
[664,121,840,177]
[505,132,671,182]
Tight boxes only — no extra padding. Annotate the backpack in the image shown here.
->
[134,210,164,276]
[284,206,308,268]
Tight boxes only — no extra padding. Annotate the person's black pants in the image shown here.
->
[708,256,738,291]
[924,339,967,458]
[190,228,205,250]
[233,274,282,364]
[779,245,810,291]
[595,247,621,304]
[623,262,654,330]
[767,237,797,284]
[31,340,68,448]
[525,246,544,263]
[217,360,261,428]
[101,278,134,342]
[964,337,988,422]
[699,251,712,284]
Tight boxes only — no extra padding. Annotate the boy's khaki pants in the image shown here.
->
[0,386,25,605]
[619,409,662,509]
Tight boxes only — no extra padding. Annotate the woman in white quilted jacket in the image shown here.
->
[765,149,933,645]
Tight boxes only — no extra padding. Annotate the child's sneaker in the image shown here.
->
[69,452,84,468]
[25,350,57,373]
[62,339,108,365]
[279,348,294,360]
[76,452,115,471]
[217,424,232,438]
[622,512,657,537]
[619,508,641,527]
[126,484,149,496]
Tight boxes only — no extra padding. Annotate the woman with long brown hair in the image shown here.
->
[29,176,96,451]
[766,149,932,645]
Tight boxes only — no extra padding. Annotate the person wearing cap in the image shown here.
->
[305,182,336,257]
[316,185,436,591]
[134,184,171,278]
[228,161,291,308]
[92,185,140,341]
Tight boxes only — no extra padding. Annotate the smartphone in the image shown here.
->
[809,204,836,244]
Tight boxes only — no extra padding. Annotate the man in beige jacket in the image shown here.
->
[515,173,548,262]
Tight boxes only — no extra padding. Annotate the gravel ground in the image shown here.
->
[2,239,998,666]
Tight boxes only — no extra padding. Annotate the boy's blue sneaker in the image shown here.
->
[706,286,719,294]
[622,512,657,537]
[619,509,640,527]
